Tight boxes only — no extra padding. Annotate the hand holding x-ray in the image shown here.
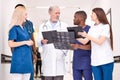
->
[41,39,48,44]
[78,31,87,38]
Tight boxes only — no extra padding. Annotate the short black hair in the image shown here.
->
[15,4,25,8]
[75,11,87,21]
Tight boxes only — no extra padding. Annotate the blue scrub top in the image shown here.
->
[73,25,91,70]
[8,25,33,73]
[23,20,34,38]
[23,20,34,55]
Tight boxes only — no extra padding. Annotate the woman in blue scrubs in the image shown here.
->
[14,4,36,80]
[71,11,93,80]
[8,6,33,80]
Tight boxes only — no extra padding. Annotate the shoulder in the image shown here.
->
[39,20,49,30]
[10,25,20,31]
[104,24,109,27]
[101,24,110,30]
[40,22,46,27]
[39,22,46,30]
[9,25,20,34]
[101,23,109,27]
[84,25,91,32]
[61,21,68,25]
[60,21,69,28]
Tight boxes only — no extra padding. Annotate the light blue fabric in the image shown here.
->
[51,21,57,29]
[8,25,33,73]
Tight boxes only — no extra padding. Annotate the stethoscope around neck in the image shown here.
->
[42,20,61,30]
[42,20,68,55]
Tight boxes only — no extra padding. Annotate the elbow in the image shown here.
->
[8,41,15,47]
[82,42,88,45]
[8,43,14,47]
[95,37,106,45]
[97,41,103,45]
[77,38,89,45]
[81,40,89,45]
[98,43,102,45]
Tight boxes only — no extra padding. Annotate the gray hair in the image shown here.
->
[48,5,59,13]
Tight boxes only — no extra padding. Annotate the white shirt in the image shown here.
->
[88,23,114,66]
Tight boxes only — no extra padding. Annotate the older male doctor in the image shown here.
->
[38,6,68,80]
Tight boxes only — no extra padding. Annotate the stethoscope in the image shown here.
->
[42,20,68,56]
[42,20,61,30]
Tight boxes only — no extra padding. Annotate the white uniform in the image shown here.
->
[38,20,68,76]
[88,23,114,66]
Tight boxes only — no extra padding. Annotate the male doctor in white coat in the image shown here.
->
[38,6,68,80]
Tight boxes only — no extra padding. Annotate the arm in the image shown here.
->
[78,43,91,50]
[85,34,106,45]
[77,37,89,45]
[78,24,109,45]
[71,43,91,50]
[78,31,107,45]
[8,40,33,48]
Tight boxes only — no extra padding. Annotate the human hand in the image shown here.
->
[41,39,48,44]
[25,40,34,46]
[78,31,87,37]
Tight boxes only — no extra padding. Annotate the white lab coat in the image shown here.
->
[38,20,68,76]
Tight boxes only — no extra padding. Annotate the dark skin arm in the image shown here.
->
[71,42,91,50]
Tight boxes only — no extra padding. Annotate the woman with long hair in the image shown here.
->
[8,6,33,80]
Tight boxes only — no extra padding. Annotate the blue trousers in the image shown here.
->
[73,69,93,80]
[92,62,114,80]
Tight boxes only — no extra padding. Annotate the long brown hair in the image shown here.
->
[92,8,113,50]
